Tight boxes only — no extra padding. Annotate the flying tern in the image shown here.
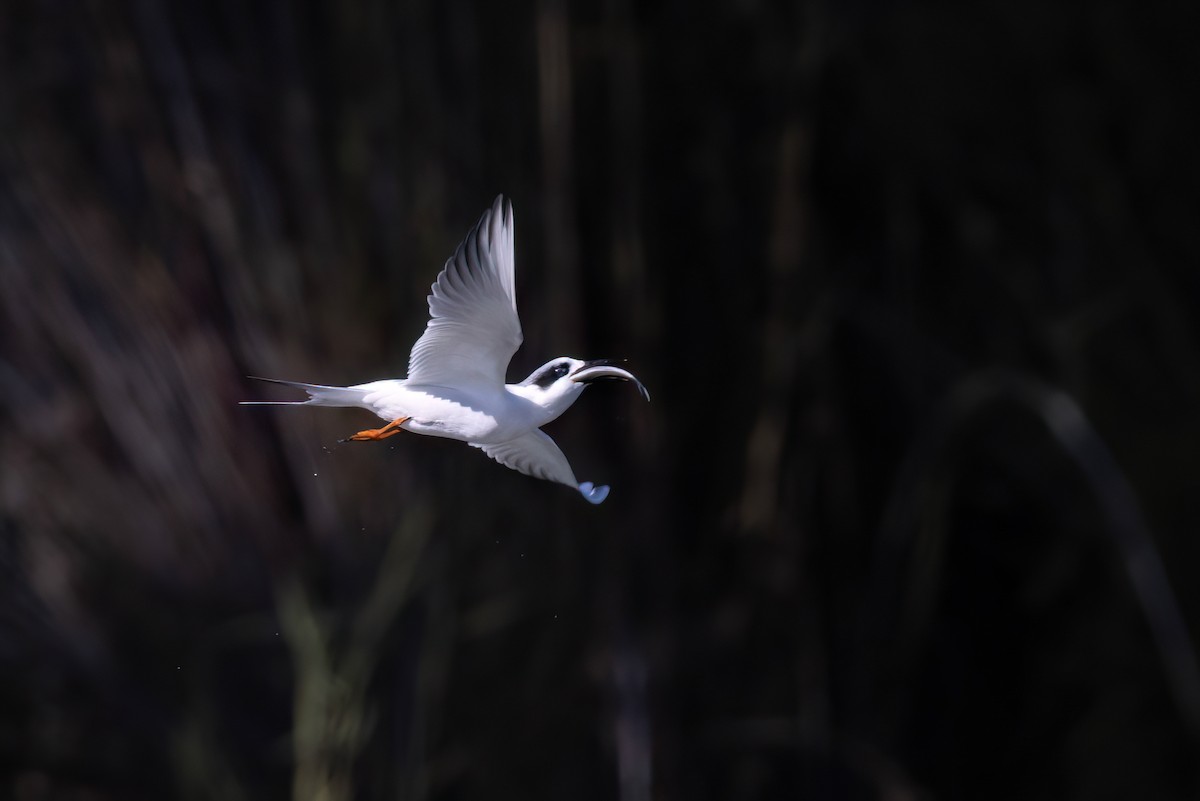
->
[242,195,649,504]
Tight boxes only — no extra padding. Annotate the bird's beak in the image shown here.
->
[572,359,651,402]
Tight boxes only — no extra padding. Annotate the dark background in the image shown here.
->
[3,1,1199,799]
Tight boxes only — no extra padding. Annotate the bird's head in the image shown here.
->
[513,357,650,419]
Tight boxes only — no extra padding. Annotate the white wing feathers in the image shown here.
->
[406,195,522,390]
[473,430,577,487]
[472,431,611,504]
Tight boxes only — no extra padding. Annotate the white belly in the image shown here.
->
[354,381,540,444]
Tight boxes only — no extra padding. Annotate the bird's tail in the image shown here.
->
[239,377,370,408]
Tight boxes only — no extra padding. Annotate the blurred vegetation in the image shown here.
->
[2,0,1200,799]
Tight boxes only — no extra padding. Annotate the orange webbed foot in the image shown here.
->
[340,416,410,443]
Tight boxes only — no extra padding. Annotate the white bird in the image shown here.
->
[241,195,649,504]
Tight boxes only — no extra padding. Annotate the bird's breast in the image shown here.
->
[367,384,532,444]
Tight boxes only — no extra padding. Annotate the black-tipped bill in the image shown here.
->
[571,359,651,402]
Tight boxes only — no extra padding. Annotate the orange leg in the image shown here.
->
[342,416,410,442]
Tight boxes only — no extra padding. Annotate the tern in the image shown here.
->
[242,195,649,504]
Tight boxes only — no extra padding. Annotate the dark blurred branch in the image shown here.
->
[537,0,581,347]
[277,505,432,801]
[871,370,1200,742]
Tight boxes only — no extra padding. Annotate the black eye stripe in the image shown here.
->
[534,362,571,388]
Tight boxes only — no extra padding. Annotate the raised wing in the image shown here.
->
[472,430,612,504]
[407,195,522,390]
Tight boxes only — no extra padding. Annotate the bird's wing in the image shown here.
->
[473,431,611,504]
[407,195,522,390]
[473,429,578,488]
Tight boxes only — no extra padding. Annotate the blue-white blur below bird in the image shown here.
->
[241,195,650,504]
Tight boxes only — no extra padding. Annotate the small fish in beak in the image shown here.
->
[571,359,651,402]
